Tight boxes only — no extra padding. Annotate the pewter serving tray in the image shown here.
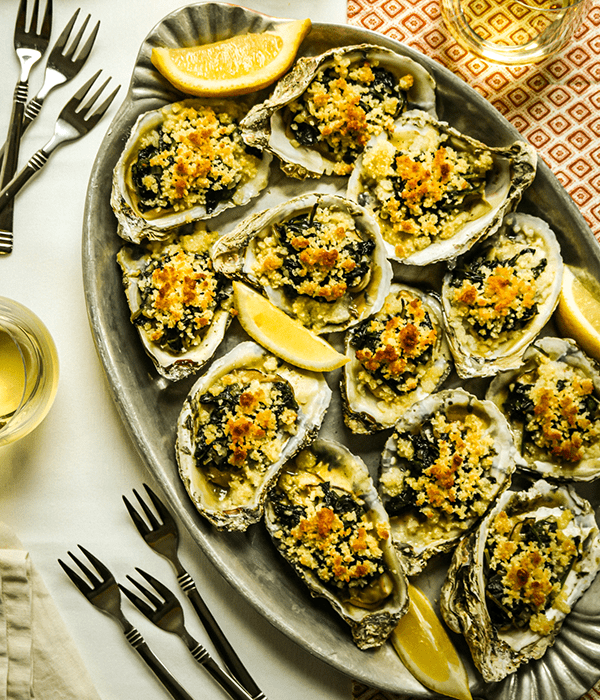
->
[82,3,600,698]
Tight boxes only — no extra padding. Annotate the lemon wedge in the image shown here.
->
[151,19,312,97]
[391,583,472,700]
[233,281,348,372]
[555,265,600,361]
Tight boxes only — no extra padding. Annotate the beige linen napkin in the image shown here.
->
[0,522,102,700]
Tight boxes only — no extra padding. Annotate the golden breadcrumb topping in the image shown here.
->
[130,101,259,215]
[357,124,493,258]
[193,369,299,506]
[447,223,551,345]
[380,409,498,528]
[253,204,375,332]
[485,506,579,635]
[130,229,225,354]
[350,288,438,401]
[504,354,600,463]
[287,54,413,175]
[270,448,393,607]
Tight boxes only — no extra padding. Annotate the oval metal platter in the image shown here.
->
[82,3,600,698]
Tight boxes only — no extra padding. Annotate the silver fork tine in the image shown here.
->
[58,547,195,700]
[121,570,255,700]
[0,72,120,216]
[127,571,165,609]
[39,0,53,43]
[124,485,267,700]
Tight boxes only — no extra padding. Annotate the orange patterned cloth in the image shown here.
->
[346,0,600,698]
[347,0,600,245]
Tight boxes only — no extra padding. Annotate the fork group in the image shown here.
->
[60,485,268,700]
[0,0,117,255]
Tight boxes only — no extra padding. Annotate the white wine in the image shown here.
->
[441,0,589,64]
[0,298,59,445]
[0,330,26,424]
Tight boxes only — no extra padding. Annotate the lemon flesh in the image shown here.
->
[233,281,348,372]
[391,583,472,700]
[555,265,600,361]
[151,19,311,97]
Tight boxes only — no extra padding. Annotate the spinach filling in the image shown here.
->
[134,250,228,355]
[349,297,435,394]
[484,516,579,631]
[273,210,375,302]
[270,479,385,593]
[193,375,298,471]
[450,246,548,339]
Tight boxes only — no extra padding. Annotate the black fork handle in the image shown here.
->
[180,573,266,700]
[0,149,49,214]
[124,624,196,700]
[1,81,27,184]
[0,97,42,172]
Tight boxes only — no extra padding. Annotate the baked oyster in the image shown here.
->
[212,192,392,334]
[378,388,518,575]
[264,438,408,649]
[176,341,331,531]
[241,44,436,179]
[346,109,537,265]
[440,479,600,682]
[341,283,452,434]
[486,336,600,481]
[442,212,563,379]
[117,225,232,381]
[111,98,272,244]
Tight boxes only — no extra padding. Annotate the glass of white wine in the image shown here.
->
[440,0,590,64]
[0,298,59,446]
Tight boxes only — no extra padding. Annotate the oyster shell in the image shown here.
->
[440,479,600,682]
[176,341,331,531]
[442,212,563,379]
[264,438,408,649]
[212,192,393,335]
[111,98,272,244]
[346,109,537,265]
[117,225,232,381]
[378,388,518,575]
[241,43,436,179]
[486,336,600,481]
[341,283,452,434]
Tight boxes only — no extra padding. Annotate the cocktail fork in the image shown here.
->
[0,70,119,218]
[123,484,267,700]
[58,545,196,700]
[121,568,255,700]
[0,8,100,171]
[0,0,52,246]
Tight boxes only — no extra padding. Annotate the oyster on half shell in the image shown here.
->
[175,341,331,532]
[378,388,518,575]
[241,44,436,179]
[486,336,600,481]
[117,225,232,381]
[346,109,537,265]
[264,438,408,649]
[212,192,393,335]
[341,283,452,434]
[440,479,600,682]
[442,212,563,379]
[111,98,272,244]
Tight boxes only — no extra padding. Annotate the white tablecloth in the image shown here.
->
[0,2,351,699]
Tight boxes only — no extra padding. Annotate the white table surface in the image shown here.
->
[0,2,356,699]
